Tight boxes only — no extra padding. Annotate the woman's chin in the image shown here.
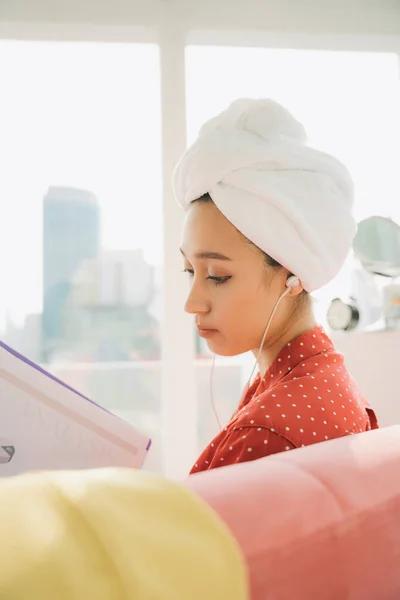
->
[205,339,244,358]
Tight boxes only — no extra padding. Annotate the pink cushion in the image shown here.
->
[186,427,400,600]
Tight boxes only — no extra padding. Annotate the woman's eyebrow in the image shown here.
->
[180,248,232,261]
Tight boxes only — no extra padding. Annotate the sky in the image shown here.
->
[0,41,163,328]
[0,41,399,329]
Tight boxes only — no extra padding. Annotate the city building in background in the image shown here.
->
[40,187,161,363]
[42,186,100,361]
[65,249,159,361]
[3,184,162,364]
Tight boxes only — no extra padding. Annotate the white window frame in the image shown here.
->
[0,19,399,478]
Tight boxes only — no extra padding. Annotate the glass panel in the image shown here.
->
[186,48,400,224]
[185,47,400,445]
[196,358,246,451]
[0,40,163,472]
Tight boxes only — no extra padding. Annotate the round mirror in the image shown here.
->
[353,216,400,278]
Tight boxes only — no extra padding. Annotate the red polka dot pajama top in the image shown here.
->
[190,326,378,474]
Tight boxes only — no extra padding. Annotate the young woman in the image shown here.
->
[173,99,378,474]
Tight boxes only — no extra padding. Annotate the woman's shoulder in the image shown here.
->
[232,356,373,446]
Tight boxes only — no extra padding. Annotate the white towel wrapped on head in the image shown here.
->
[173,99,356,293]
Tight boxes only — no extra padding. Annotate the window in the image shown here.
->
[186,46,400,441]
[186,46,400,313]
[2,39,399,473]
[0,40,163,472]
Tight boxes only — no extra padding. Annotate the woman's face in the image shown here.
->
[180,200,291,357]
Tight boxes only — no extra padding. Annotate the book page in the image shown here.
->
[0,342,151,476]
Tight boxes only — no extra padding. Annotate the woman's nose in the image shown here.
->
[184,282,210,315]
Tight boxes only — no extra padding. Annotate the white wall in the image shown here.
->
[333,330,400,427]
[0,0,399,36]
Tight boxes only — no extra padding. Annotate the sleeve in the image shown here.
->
[206,426,295,470]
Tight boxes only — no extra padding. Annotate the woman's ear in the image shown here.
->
[286,275,304,297]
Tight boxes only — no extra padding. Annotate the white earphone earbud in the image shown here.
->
[286,275,300,289]
[246,274,302,389]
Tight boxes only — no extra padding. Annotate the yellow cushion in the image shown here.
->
[0,468,248,600]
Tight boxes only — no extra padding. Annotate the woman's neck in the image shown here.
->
[254,311,317,378]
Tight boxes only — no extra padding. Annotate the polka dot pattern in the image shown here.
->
[190,326,378,474]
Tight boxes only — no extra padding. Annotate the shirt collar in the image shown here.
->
[243,325,334,403]
[262,325,334,390]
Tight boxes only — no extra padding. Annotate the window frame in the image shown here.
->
[0,20,399,477]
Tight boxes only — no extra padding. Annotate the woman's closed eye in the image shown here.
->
[182,269,231,286]
[207,275,231,286]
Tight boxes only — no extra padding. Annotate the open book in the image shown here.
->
[0,341,151,476]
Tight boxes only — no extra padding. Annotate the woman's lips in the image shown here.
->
[197,327,219,338]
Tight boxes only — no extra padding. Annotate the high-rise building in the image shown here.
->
[42,186,100,360]
[71,249,154,309]
[64,249,158,362]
